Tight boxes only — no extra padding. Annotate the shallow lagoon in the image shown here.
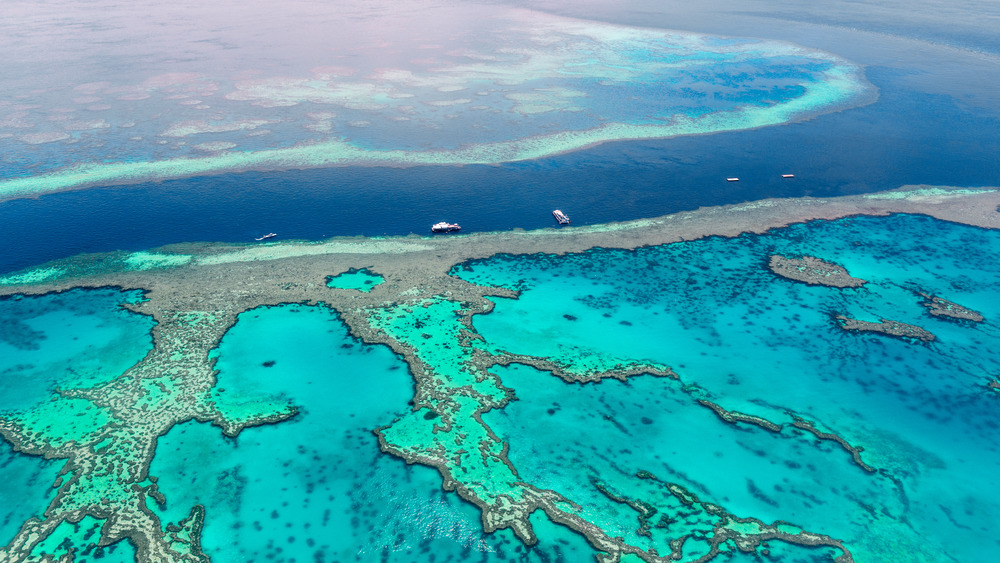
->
[0,288,152,555]
[461,214,1000,561]
[140,212,1000,562]
[149,304,601,562]
[0,439,60,551]
[2,202,999,561]
[0,288,153,413]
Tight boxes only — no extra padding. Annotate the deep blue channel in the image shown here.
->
[1,67,998,274]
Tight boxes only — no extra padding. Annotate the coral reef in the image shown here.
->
[769,255,866,288]
[1,186,999,561]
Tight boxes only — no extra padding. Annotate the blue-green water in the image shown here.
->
[326,268,385,292]
[486,365,853,562]
[149,304,598,562]
[4,214,1000,562]
[458,213,1000,561]
[1,0,999,557]
[0,439,61,548]
[0,288,153,550]
[0,288,153,413]
[30,516,136,563]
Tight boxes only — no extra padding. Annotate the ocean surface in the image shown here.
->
[2,63,998,274]
[2,0,1000,561]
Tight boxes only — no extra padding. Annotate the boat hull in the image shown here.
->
[431,222,461,233]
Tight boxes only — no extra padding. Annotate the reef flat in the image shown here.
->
[918,293,984,322]
[1,185,999,562]
[835,316,937,343]
[768,255,867,288]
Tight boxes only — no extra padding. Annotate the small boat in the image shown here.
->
[431,222,461,233]
[255,233,277,241]
[781,174,795,179]
[552,209,570,225]
[726,177,740,182]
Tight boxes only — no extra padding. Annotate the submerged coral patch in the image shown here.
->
[835,315,936,342]
[0,288,155,413]
[768,255,867,287]
[918,292,984,322]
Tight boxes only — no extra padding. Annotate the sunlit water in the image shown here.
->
[2,0,1000,561]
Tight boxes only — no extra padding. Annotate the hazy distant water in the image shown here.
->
[0,0,866,188]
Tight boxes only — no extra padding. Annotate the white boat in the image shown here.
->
[431,222,460,233]
[255,233,277,241]
[781,174,795,178]
[726,177,740,182]
[552,209,570,225]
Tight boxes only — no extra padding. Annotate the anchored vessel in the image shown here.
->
[782,174,795,178]
[431,222,461,233]
[552,209,570,225]
[255,233,277,241]
[726,177,740,182]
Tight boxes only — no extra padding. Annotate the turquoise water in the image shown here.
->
[0,439,61,547]
[148,303,597,561]
[326,268,385,292]
[459,214,1000,562]
[0,0,997,558]
[5,215,1000,561]
[0,288,154,413]
[0,288,153,554]
[29,516,136,563]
